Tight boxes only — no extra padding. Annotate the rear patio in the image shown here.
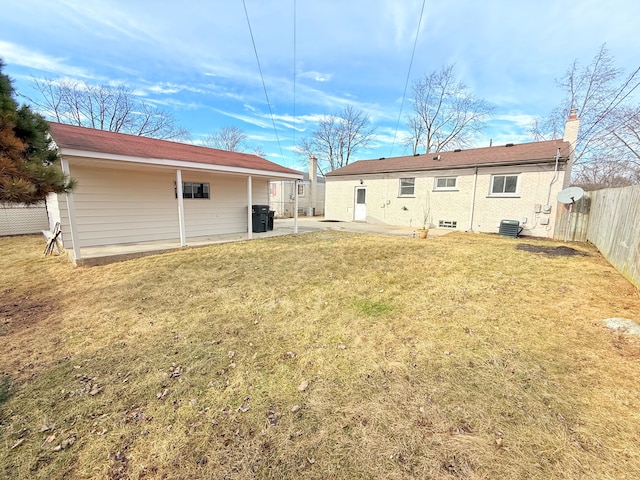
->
[65,217,451,266]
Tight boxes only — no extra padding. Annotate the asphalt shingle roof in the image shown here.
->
[326,139,571,176]
[49,122,300,176]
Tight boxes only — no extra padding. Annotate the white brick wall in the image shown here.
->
[326,163,567,238]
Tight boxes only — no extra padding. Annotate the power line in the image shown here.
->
[242,0,284,158]
[389,0,426,157]
[293,0,297,162]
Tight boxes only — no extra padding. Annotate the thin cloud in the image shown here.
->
[298,70,333,82]
[0,41,91,78]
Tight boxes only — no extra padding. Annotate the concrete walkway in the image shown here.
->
[76,217,450,266]
[280,217,451,238]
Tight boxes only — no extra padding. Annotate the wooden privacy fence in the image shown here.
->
[556,185,640,288]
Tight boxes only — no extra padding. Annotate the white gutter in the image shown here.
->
[176,169,187,246]
[61,157,82,262]
[468,167,478,231]
[61,148,303,181]
[546,148,561,206]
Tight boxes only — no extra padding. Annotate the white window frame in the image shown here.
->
[434,176,458,191]
[297,183,305,197]
[489,174,520,197]
[398,177,415,197]
[176,182,210,199]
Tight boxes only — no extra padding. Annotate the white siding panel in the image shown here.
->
[183,176,269,237]
[0,203,49,236]
[54,193,73,250]
[70,163,180,247]
[67,161,274,247]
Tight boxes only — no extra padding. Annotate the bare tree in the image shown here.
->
[573,157,637,190]
[31,78,189,140]
[610,105,640,165]
[204,126,248,152]
[405,65,493,154]
[299,106,375,173]
[530,44,640,186]
[204,126,267,157]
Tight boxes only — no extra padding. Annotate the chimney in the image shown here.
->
[563,109,579,187]
[309,155,318,216]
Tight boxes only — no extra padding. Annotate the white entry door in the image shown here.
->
[354,187,367,221]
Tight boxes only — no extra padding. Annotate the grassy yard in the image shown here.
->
[1,231,639,479]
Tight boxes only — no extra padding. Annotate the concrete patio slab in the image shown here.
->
[74,217,451,266]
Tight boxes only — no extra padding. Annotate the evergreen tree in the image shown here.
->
[0,60,74,205]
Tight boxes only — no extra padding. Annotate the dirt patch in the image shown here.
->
[0,292,55,335]
[516,244,588,257]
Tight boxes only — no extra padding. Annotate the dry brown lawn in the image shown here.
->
[1,231,639,479]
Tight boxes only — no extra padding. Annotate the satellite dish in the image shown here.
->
[557,186,584,204]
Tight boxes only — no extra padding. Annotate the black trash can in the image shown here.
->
[251,205,269,233]
[268,210,275,231]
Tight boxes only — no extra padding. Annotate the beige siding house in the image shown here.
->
[270,155,325,217]
[47,123,302,263]
[325,115,579,238]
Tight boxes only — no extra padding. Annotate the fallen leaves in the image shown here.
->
[169,365,182,378]
[52,436,76,452]
[89,383,103,396]
[156,388,171,400]
[10,438,24,449]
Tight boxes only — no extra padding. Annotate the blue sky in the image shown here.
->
[2,0,639,170]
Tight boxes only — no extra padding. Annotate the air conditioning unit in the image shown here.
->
[499,219,520,238]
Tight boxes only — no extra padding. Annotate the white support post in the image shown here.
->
[176,169,187,246]
[247,175,253,240]
[61,158,81,262]
[294,180,299,234]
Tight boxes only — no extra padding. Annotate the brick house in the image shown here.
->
[324,114,579,238]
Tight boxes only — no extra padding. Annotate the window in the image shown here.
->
[177,182,210,199]
[297,183,305,196]
[399,177,415,196]
[435,177,457,190]
[490,174,519,196]
[438,220,457,228]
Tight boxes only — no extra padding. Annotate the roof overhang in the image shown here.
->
[326,157,569,177]
[61,147,304,181]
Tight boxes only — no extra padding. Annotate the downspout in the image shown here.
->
[468,167,478,231]
[176,169,187,246]
[247,175,253,240]
[545,148,561,206]
[61,157,81,262]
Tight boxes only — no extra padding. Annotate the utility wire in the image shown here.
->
[293,0,297,161]
[572,66,640,163]
[243,0,284,158]
[389,0,426,157]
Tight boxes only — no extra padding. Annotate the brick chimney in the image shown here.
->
[562,109,579,187]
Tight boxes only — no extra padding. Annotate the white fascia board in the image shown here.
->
[62,148,304,181]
